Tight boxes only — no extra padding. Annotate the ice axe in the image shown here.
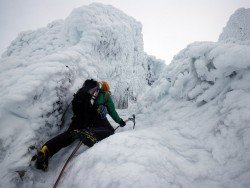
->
[128,114,136,129]
[115,114,136,131]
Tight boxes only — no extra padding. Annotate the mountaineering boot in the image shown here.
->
[35,145,50,171]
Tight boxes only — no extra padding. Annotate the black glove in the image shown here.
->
[119,119,126,127]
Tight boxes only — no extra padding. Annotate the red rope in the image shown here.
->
[53,141,83,188]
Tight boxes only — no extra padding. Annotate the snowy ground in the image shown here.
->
[0,3,250,188]
[17,92,250,188]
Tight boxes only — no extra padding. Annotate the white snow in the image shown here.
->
[0,4,250,188]
[219,8,250,45]
[0,3,157,187]
[135,40,250,187]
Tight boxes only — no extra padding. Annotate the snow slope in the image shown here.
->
[0,4,250,188]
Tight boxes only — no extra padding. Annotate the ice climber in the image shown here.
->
[35,79,126,170]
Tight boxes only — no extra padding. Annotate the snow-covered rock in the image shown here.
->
[63,8,250,188]
[2,3,149,100]
[0,4,250,188]
[146,55,166,86]
[219,8,250,44]
[0,3,163,187]
[163,41,250,103]
[66,7,250,187]
[131,8,250,187]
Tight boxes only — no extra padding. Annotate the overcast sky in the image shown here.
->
[0,0,249,63]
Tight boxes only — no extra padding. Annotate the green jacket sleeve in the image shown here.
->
[106,94,121,124]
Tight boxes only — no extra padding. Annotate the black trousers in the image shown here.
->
[45,118,115,157]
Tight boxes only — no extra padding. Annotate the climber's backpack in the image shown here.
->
[72,79,99,117]
[96,89,109,119]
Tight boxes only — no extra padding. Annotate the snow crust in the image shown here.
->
[0,4,250,188]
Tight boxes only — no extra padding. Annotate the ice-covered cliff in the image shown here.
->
[63,8,250,188]
[219,8,250,44]
[0,4,249,188]
[0,3,164,187]
[133,8,250,187]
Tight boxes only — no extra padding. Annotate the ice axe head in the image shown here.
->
[128,114,136,129]
[115,114,136,131]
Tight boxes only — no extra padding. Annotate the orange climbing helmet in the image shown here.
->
[101,81,110,92]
